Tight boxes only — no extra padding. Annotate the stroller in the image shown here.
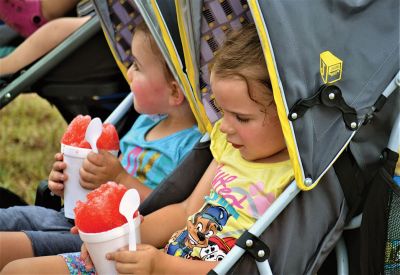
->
[121,0,398,274]
[25,0,400,273]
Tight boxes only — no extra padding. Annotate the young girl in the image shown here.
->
[50,21,201,201]
[0,21,201,271]
[1,23,293,275]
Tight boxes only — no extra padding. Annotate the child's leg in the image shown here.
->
[1,255,70,274]
[0,232,33,270]
[0,206,82,269]
[0,16,90,75]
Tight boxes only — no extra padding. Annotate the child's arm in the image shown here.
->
[80,160,218,272]
[139,159,218,247]
[0,17,90,75]
[79,150,153,201]
[107,244,218,275]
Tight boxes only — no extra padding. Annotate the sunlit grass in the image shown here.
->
[0,94,67,204]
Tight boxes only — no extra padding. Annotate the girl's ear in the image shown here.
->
[169,80,185,106]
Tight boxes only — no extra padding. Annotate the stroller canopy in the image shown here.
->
[175,0,399,190]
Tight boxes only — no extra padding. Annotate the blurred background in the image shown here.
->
[0,94,66,204]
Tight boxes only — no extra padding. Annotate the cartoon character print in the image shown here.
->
[196,236,237,261]
[199,242,225,261]
[165,205,231,259]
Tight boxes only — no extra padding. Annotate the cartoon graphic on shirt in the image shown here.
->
[195,236,237,261]
[165,204,231,259]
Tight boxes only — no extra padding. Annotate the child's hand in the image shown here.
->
[79,150,125,189]
[70,226,79,234]
[48,152,67,197]
[80,243,94,271]
[106,244,163,274]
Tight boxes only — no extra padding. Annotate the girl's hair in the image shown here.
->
[134,21,174,81]
[210,24,273,110]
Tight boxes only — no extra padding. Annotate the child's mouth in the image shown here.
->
[231,143,243,149]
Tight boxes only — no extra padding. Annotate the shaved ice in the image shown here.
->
[61,115,119,151]
[74,182,139,233]
[97,123,120,151]
[61,115,91,148]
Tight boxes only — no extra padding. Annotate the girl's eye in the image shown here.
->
[236,115,249,123]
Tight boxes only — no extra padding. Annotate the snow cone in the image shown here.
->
[61,115,120,219]
[75,182,140,275]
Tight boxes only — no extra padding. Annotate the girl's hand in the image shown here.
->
[106,244,164,274]
[48,152,67,197]
[70,226,79,234]
[80,243,94,271]
[79,150,125,189]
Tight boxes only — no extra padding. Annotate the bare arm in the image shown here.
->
[0,17,90,75]
[108,244,218,275]
[80,150,153,202]
[140,160,218,247]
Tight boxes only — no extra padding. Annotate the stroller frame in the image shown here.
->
[106,0,398,274]
[14,0,397,273]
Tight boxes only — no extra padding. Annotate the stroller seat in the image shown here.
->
[149,0,399,274]
[18,0,399,274]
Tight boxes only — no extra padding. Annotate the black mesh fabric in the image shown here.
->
[360,149,399,275]
[384,184,400,274]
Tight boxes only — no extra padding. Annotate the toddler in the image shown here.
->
[0,21,202,271]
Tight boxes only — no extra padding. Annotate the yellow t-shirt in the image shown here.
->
[165,121,294,261]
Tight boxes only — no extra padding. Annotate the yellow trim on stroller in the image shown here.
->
[150,0,209,134]
[249,0,316,190]
[175,0,213,134]
[99,23,130,84]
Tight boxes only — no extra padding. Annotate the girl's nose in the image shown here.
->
[127,66,135,91]
[127,65,133,84]
[219,117,235,135]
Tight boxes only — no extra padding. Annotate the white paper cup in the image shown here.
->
[79,217,141,275]
[61,144,118,219]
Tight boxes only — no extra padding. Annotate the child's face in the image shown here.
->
[211,72,287,163]
[127,30,171,114]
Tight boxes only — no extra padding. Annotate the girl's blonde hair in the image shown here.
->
[134,21,174,81]
[210,24,273,110]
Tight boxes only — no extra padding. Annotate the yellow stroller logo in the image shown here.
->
[320,51,343,84]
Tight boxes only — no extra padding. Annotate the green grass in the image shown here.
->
[0,94,67,204]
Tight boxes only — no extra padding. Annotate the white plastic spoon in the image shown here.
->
[119,189,140,251]
[85,117,103,153]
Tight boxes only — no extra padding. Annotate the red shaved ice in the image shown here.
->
[97,123,120,151]
[61,115,91,147]
[74,182,138,233]
[61,115,119,151]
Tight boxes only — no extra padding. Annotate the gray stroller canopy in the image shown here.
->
[250,0,399,189]
[176,0,399,190]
